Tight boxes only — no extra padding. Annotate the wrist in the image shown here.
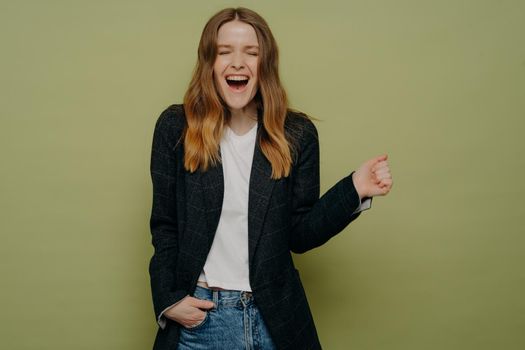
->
[351,171,366,201]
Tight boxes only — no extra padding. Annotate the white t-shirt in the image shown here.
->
[197,122,258,291]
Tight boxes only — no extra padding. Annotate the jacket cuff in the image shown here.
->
[157,294,189,329]
[340,171,363,214]
[154,290,188,330]
[353,197,373,214]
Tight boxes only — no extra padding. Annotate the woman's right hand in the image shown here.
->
[163,295,215,328]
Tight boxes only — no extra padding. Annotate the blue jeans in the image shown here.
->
[176,285,277,350]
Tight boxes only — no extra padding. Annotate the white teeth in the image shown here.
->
[226,75,249,81]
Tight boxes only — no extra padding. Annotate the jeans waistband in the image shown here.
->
[193,285,254,308]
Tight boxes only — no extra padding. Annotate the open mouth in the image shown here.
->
[226,75,249,91]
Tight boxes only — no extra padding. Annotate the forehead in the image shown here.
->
[216,20,259,46]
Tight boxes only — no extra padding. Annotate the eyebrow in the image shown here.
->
[217,44,259,49]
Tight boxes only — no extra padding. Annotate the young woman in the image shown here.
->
[148,7,393,350]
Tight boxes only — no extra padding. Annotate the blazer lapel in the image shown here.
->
[200,111,276,270]
[199,157,224,249]
[247,121,276,268]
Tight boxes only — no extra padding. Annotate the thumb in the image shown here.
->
[194,299,215,309]
[366,154,387,168]
[375,154,388,162]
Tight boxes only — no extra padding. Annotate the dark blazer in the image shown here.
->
[148,104,371,349]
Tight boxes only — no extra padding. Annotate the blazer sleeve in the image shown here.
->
[157,295,189,330]
[289,118,371,253]
[148,107,187,329]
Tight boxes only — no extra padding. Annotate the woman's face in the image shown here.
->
[213,20,259,113]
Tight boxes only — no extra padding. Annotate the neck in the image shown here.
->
[226,100,258,135]
[229,101,257,121]
[227,101,257,124]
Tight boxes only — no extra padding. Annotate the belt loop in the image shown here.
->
[213,289,219,309]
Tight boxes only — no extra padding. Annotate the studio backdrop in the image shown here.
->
[1,0,524,349]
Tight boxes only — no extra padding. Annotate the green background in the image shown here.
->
[1,0,524,349]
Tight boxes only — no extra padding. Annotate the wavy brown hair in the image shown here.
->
[183,7,311,179]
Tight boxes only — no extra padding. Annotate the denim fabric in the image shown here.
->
[176,286,277,350]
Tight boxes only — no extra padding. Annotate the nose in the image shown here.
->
[231,52,244,69]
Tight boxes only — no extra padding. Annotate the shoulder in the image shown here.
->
[155,103,187,131]
[284,108,319,165]
[285,108,319,146]
[153,103,187,149]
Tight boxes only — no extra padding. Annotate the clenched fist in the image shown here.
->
[352,154,393,200]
